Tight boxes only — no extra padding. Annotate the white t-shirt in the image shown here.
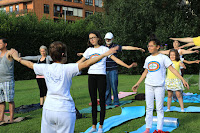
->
[33,63,79,112]
[144,54,172,86]
[83,46,110,74]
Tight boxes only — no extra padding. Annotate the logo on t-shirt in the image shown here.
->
[89,53,102,63]
[148,61,160,72]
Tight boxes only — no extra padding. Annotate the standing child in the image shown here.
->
[77,31,135,133]
[165,49,199,112]
[132,35,189,133]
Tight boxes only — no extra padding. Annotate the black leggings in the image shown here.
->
[88,74,106,125]
[36,78,47,97]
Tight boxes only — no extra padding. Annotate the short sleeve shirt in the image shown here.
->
[83,46,110,75]
[33,63,79,112]
[144,54,172,86]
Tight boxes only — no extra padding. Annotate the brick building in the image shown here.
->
[0,0,103,22]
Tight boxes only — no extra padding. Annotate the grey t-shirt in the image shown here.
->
[0,52,14,83]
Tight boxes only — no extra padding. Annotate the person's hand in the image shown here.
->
[77,53,83,56]
[10,49,20,61]
[195,60,200,64]
[195,50,199,54]
[132,84,139,92]
[128,62,137,68]
[182,80,189,90]
[139,48,145,52]
[103,46,119,57]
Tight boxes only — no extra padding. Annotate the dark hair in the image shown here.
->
[169,49,180,61]
[49,41,67,63]
[0,37,8,44]
[149,34,161,46]
[87,31,104,47]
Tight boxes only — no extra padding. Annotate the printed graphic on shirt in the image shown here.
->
[148,61,160,72]
[46,72,63,83]
[89,53,102,63]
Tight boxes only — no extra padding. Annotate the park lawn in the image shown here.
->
[0,74,199,133]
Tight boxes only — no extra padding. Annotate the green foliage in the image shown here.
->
[0,12,96,80]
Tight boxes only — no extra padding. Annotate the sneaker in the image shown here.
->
[143,129,150,133]
[88,128,97,133]
[97,128,103,133]
[181,109,185,112]
[165,109,170,112]
[153,130,158,133]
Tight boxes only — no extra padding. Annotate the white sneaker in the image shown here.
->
[181,109,185,112]
[88,128,97,133]
[97,128,103,133]
[166,109,170,112]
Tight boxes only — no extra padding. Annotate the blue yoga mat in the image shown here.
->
[164,106,200,112]
[164,93,200,103]
[83,106,145,133]
[130,117,179,133]
[79,100,132,114]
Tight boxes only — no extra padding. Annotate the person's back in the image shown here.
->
[33,63,79,112]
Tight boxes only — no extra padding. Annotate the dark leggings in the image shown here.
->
[88,74,106,125]
[36,78,47,97]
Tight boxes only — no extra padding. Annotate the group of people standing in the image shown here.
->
[0,33,199,133]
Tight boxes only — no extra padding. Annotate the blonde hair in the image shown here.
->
[39,45,48,55]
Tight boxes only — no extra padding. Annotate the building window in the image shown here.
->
[95,0,102,7]
[63,7,83,17]
[85,0,93,6]
[64,0,72,2]
[44,4,49,14]
[9,6,13,12]
[57,6,60,11]
[16,5,19,12]
[85,11,93,17]
[74,0,82,3]
[0,7,6,12]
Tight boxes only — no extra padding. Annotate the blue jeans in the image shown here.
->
[105,70,119,105]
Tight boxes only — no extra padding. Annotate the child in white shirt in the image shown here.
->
[132,35,189,133]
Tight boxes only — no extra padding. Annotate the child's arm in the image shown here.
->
[168,65,189,89]
[110,55,137,68]
[180,62,186,69]
[183,59,200,64]
[180,49,199,55]
[159,50,170,55]
[132,69,148,92]
[179,42,195,49]
[188,46,200,50]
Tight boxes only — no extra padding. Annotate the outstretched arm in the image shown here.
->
[78,46,119,71]
[159,50,170,55]
[180,49,199,55]
[179,43,195,49]
[170,37,194,43]
[168,65,189,89]
[132,69,148,92]
[183,59,200,64]
[188,46,200,50]
[110,55,137,68]
[11,49,34,69]
[122,46,145,52]
[77,53,83,57]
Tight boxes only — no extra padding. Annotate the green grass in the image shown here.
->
[1,75,200,133]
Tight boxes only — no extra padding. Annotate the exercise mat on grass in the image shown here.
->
[84,106,145,133]
[130,117,179,133]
